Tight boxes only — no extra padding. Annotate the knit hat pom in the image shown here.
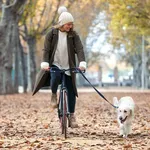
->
[58,6,68,15]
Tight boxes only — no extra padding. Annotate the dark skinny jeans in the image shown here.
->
[50,66,76,113]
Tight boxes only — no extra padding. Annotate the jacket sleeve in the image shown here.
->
[73,33,86,63]
[42,29,53,63]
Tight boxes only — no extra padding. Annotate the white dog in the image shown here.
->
[113,96,135,138]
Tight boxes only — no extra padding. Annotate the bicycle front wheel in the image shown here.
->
[62,90,68,138]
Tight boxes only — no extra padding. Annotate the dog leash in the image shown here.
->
[78,69,118,109]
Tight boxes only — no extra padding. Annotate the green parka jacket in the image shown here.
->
[32,28,85,96]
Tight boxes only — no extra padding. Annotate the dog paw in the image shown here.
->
[119,134,123,138]
[123,134,128,138]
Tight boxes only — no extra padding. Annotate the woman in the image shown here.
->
[34,6,86,128]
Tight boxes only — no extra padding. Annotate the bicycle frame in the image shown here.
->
[58,69,69,117]
[50,67,80,138]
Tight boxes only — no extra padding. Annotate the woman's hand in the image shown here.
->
[41,62,50,71]
[79,61,86,71]
[79,66,86,71]
[42,67,50,71]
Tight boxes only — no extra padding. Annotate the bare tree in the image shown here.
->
[0,0,27,94]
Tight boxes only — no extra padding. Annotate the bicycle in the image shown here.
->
[50,67,82,138]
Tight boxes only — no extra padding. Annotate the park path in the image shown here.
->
[0,89,150,149]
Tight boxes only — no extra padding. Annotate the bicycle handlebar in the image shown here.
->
[50,67,85,73]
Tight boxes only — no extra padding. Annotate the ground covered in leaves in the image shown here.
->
[0,89,150,150]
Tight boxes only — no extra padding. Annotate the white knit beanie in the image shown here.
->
[58,6,74,26]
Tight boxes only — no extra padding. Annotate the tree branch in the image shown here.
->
[42,1,53,32]
[8,0,27,14]
[41,0,61,35]
[4,0,17,8]
[36,0,47,32]
[19,31,26,41]
[50,0,61,25]
[24,23,28,39]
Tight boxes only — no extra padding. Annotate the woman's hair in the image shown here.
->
[53,24,76,36]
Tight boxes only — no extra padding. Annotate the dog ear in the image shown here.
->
[130,109,134,117]
[113,97,119,107]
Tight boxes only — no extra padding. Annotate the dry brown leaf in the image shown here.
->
[113,120,117,123]
[124,143,132,149]
[43,124,49,129]
[0,141,4,145]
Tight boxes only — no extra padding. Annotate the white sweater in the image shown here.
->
[53,30,70,75]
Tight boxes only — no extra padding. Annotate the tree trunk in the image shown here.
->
[27,36,37,91]
[0,26,5,93]
[0,0,27,94]
[132,55,141,88]
[1,7,14,94]
[13,23,19,93]
[19,38,28,93]
[144,51,149,89]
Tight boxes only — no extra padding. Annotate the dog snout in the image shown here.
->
[119,116,123,120]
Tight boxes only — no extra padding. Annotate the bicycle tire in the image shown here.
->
[62,90,68,138]
[58,91,64,135]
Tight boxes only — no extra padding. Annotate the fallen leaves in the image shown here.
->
[0,92,150,149]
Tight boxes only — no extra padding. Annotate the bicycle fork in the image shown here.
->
[58,89,70,126]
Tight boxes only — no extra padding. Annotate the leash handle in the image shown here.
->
[78,70,118,109]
